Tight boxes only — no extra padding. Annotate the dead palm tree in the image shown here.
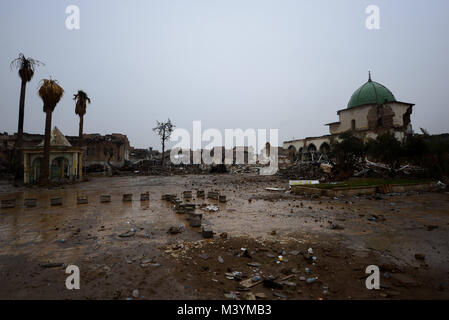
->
[38,79,64,184]
[73,90,91,144]
[10,53,43,178]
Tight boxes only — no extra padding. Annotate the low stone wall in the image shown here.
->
[291,182,435,197]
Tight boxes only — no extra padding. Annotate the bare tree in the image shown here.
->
[153,119,175,166]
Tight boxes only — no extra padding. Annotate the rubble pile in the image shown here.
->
[279,162,334,181]
[353,161,427,179]
[229,165,260,174]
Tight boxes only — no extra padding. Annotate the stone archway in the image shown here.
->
[307,144,317,162]
[288,145,297,162]
[30,157,42,183]
[319,142,330,160]
[51,157,70,180]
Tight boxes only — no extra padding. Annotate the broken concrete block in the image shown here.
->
[140,192,150,201]
[196,190,205,198]
[189,213,203,227]
[50,198,62,206]
[172,198,182,204]
[202,226,214,238]
[281,281,297,290]
[168,226,183,234]
[414,253,426,260]
[24,199,37,208]
[100,195,111,203]
[175,205,185,214]
[1,199,16,209]
[122,194,133,202]
[207,191,219,200]
[77,196,88,205]
[183,191,192,199]
[161,194,176,201]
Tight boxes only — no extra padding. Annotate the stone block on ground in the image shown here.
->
[122,194,133,202]
[77,196,88,205]
[140,192,150,201]
[202,226,214,238]
[1,199,16,209]
[100,195,111,203]
[24,199,37,208]
[50,198,62,206]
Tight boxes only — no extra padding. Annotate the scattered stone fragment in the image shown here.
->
[224,292,237,300]
[199,253,209,260]
[414,253,426,260]
[263,279,284,289]
[245,292,256,300]
[202,226,213,238]
[119,230,136,238]
[247,262,261,268]
[282,281,297,290]
[273,292,288,299]
[331,224,345,230]
[255,293,266,299]
[40,262,64,268]
[168,226,183,235]
[203,205,219,212]
[217,256,224,264]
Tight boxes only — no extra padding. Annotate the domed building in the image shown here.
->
[283,73,415,162]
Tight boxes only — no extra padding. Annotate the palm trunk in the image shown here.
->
[77,115,84,179]
[14,79,27,179]
[41,110,53,184]
[78,115,84,144]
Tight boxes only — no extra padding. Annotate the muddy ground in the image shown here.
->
[0,174,448,300]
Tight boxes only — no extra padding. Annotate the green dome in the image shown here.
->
[347,74,396,109]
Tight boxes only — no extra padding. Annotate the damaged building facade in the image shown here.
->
[0,131,132,179]
[283,73,415,161]
[68,133,131,168]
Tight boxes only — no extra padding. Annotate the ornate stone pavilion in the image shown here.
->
[283,73,415,161]
[23,127,84,184]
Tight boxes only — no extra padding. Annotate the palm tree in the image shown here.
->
[38,79,64,184]
[73,90,91,144]
[10,53,43,178]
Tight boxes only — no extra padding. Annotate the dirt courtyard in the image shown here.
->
[0,174,448,300]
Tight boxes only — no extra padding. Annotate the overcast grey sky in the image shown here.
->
[1,0,448,149]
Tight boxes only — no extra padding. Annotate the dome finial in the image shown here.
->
[368,71,372,82]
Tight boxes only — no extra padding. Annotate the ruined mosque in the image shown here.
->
[282,72,415,162]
